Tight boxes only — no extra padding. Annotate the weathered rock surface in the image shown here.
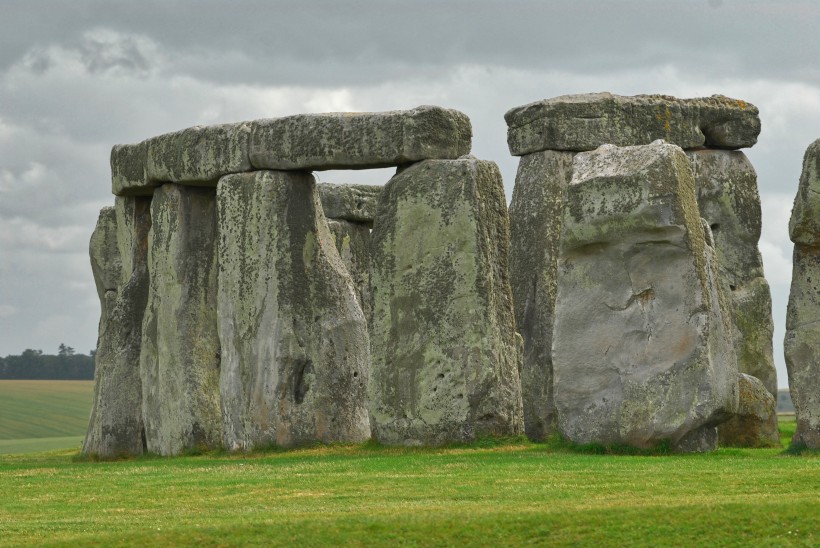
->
[140,184,222,456]
[508,150,575,440]
[83,197,152,457]
[318,183,382,225]
[249,106,472,171]
[718,374,780,447]
[369,156,524,445]
[111,141,151,196]
[217,171,370,450]
[326,219,372,317]
[552,142,738,451]
[505,93,760,156]
[789,138,820,245]
[688,149,777,397]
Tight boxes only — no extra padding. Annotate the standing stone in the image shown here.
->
[140,184,221,456]
[83,197,151,457]
[369,156,524,445]
[718,374,780,447]
[552,142,738,451]
[785,139,820,449]
[326,219,372,317]
[217,171,370,451]
[508,150,575,440]
[318,183,382,225]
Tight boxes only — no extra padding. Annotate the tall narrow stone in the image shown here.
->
[140,184,221,456]
[785,138,820,448]
[217,171,370,451]
[508,150,575,440]
[369,157,524,445]
[326,219,372,317]
[83,196,151,457]
[552,142,738,451]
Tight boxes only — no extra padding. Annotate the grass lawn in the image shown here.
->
[0,380,94,442]
[0,416,817,546]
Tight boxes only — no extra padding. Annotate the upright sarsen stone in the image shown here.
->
[508,150,575,440]
[552,142,738,451]
[83,197,151,457]
[318,183,382,225]
[140,184,221,456]
[217,171,370,450]
[326,219,372,317]
[369,157,524,445]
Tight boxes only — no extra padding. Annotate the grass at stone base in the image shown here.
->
[1,419,818,547]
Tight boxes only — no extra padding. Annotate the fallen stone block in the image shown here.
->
[718,374,780,447]
[318,183,382,225]
[217,171,370,450]
[505,93,760,156]
[249,106,471,171]
[369,156,524,445]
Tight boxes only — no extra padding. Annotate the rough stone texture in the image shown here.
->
[507,150,575,440]
[249,106,472,171]
[111,141,152,196]
[140,184,222,456]
[326,219,372,317]
[552,142,738,452]
[505,93,760,156]
[318,183,383,225]
[688,149,777,397]
[718,374,780,447]
[789,139,820,245]
[217,171,370,450]
[369,156,524,445]
[83,197,152,457]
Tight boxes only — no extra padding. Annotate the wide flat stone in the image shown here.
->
[217,171,370,450]
[505,93,760,156]
[319,183,383,224]
[249,106,472,171]
[789,138,820,245]
[111,141,151,196]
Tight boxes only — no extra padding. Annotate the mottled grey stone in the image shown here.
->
[318,183,382,225]
[508,150,575,440]
[552,142,738,451]
[111,141,152,196]
[688,149,777,397]
[217,171,370,450]
[718,374,780,448]
[505,93,760,156]
[789,139,820,245]
[369,157,524,446]
[140,184,222,456]
[83,197,151,458]
[326,219,372,318]
[249,106,472,171]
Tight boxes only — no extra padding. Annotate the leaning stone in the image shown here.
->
[326,219,372,318]
[789,138,820,245]
[552,142,738,451]
[785,244,820,449]
[508,150,575,440]
[249,106,472,171]
[83,197,152,458]
[718,374,780,447]
[217,171,370,450]
[144,122,252,186]
[505,93,760,156]
[140,184,222,456]
[318,183,382,225]
[111,141,152,196]
[369,157,524,445]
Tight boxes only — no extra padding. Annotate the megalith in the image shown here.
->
[83,196,151,457]
[785,138,820,449]
[718,373,780,447]
[551,142,738,451]
[140,184,222,456]
[217,171,370,450]
[369,156,524,445]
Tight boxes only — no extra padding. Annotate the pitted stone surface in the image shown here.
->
[552,142,738,451]
[84,197,152,458]
[140,184,222,456]
[217,171,370,450]
[249,106,472,171]
[318,183,382,224]
[505,93,760,156]
[369,157,524,446]
[111,141,151,196]
[718,373,780,447]
[508,150,575,440]
[789,139,820,245]
[326,219,372,317]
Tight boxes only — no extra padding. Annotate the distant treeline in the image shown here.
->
[0,345,95,380]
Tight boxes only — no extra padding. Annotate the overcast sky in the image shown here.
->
[1,0,818,388]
